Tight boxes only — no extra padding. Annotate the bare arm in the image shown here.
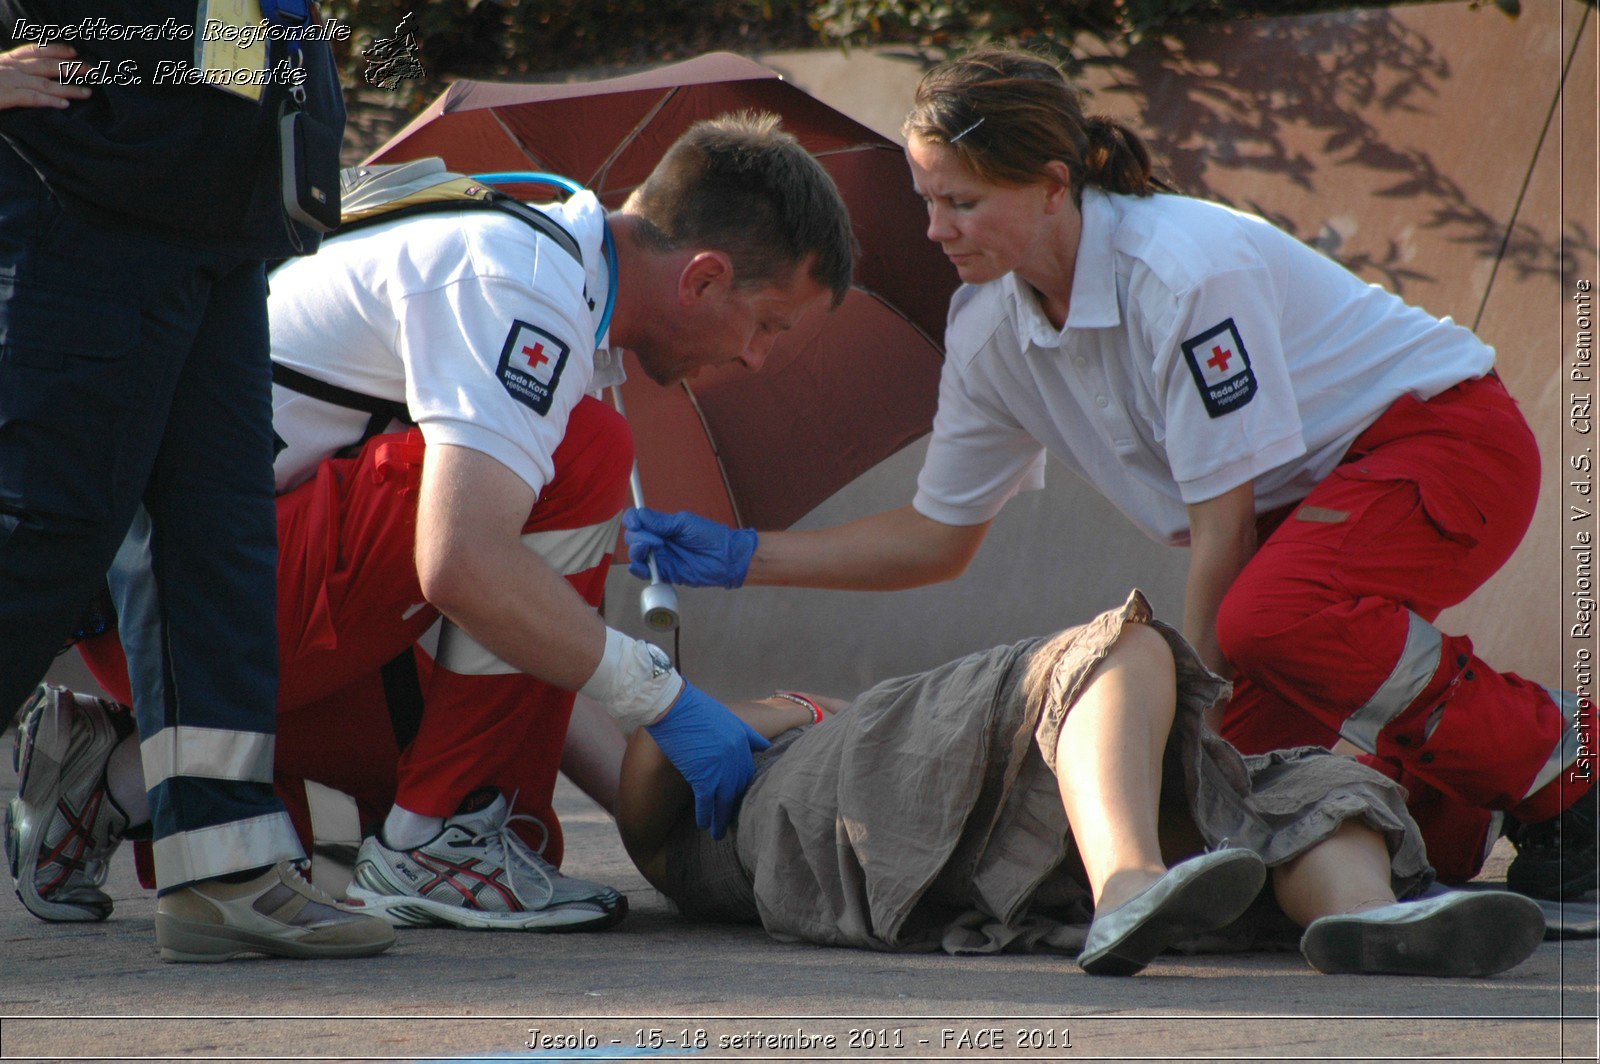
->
[415,443,606,689]
[616,696,832,890]
[747,504,991,591]
[1182,481,1258,685]
[423,445,768,838]
[560,695,628,817]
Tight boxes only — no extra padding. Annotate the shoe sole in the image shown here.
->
[1301,892,1546,977]
[6,686,111,923]
[156,912,397,963]
[344,884,628,932]
[1080,850,1267,976]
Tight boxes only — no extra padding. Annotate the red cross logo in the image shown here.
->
[521,342,550,369]
[1207,344,1233,373]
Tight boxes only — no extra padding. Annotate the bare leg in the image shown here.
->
[1271,820,1397,926]
[1052,623,1178,914]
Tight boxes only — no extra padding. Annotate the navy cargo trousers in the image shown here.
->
[0,143,300,891]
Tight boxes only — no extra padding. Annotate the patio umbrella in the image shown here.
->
[366,52,957,532]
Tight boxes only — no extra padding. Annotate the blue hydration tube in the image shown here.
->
[473,171,678,635]
[472,171,617,347]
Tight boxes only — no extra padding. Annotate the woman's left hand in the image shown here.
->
[0,44,93,112]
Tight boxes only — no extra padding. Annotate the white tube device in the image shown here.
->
[609,385,680,632]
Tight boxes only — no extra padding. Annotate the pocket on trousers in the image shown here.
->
[0,280,137,370]
[1339,465,1486,551]
[1414,480,1487,549]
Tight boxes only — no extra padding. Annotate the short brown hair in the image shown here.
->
[626,112,856,306]
[904,49,1158,203]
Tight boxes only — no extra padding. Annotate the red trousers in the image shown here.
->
[82,396,633,870]
[1218,375,1592,881]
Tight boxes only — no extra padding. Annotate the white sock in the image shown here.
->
[382,804,443,850]
[105,735,149,827]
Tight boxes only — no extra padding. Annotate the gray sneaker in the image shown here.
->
[346,791,626,931]
[6,684,134,922]
[156,860,397,962]
[1078,848,1268,976]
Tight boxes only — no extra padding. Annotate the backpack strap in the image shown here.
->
[271,162,586,440]
[334,189,584,266]
[271,362,413,448]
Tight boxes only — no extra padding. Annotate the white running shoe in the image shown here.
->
[345,791,626,931]
[6,684,134,922]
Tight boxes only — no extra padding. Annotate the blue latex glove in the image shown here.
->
[623,507,757,589]
[645,681,771,838]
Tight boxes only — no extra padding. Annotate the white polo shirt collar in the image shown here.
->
[1002,187,1122,351]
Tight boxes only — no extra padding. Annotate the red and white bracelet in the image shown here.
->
[770,690,825,725]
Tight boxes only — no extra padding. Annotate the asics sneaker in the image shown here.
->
[6,684,135,922]
[156,860,396,962]
[1505,782,1599,901]
[346,790,626,931]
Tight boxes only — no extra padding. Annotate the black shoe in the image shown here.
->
[1505,783,1598,901]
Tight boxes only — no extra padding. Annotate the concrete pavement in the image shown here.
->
[2,739,1595,1062]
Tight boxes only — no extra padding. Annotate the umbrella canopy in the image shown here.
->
[367,53,956,530]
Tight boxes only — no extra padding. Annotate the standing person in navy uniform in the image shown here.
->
[626,49,1594,900]
[13,114,858,935]
[0,2,393,961]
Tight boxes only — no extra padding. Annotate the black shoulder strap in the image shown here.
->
[271,190,584,440]
[482,192,584,265]
[271,362,413,447]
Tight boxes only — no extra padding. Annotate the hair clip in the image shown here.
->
[949,117,986,144]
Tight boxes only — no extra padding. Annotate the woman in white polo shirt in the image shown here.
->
[624,49,1591,899]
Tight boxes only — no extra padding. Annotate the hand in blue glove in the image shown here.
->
[622,507,757,589]
[645,681,771,838]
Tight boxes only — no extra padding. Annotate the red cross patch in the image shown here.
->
[1180,317,1256,419]
[496,320,571,416]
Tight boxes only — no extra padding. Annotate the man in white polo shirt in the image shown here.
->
[20,113,856,932]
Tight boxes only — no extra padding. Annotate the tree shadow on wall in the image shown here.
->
[1068,7,1591,299]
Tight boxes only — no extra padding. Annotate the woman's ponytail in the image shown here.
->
[1082,116,1155,196]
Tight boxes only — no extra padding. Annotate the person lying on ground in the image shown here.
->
[614,592,1546,977]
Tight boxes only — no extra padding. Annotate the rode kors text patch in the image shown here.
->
[1181,317,1257,418]
[497,320,570,416]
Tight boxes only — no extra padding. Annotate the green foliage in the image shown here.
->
[807,0,1521,51]
[319,0,1525,98]
[321,0,817,92]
